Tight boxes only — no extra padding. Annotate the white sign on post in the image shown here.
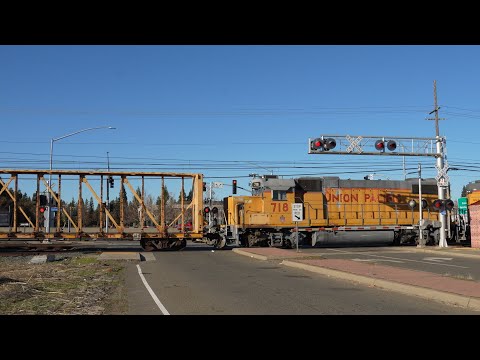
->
[292,203,303,222]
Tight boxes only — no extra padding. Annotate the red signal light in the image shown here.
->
[433,199,443,210]
[311,138,324,151]
[375,140,385,151]
[204,207,210,213]
[386,140,397,151]
[445,199,454,211]
[39,207,45,213]
[324,138,336,150]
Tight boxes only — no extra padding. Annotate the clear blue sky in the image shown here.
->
[0,45,479,202]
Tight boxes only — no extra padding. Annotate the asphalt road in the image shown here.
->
[126,243,477,315]
[293,246,480,281]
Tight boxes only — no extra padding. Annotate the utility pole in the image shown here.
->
[209,181,213,226]
[105,151,110,234]
[427,80,448,248]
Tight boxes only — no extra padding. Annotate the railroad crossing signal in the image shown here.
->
[309,137,337,153]
[433,199,454,212]
[408,199,428,209]
[375,139,397,152]
[435,162,450,187]
[307,135,439,156]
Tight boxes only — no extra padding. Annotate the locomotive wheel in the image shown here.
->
[178,239,187,250]
[168,238,187,251]
[215,237,227,249]
[247,234,256,247]
[140,238,156,252]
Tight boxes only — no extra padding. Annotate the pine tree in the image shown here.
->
[186,189,193,202]
[87,197,95,226]
[156,186,171,208]
[178,189,187,202]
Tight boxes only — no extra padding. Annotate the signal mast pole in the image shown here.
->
[428,80,448,248]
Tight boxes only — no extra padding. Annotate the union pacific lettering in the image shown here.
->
[326,192,398,203]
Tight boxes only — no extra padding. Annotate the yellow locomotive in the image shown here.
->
[213,175,444,248]
[466,181,480,205]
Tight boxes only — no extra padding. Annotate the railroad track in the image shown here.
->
[0,239,143,253]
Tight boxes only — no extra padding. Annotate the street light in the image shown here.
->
[47,126,116,234]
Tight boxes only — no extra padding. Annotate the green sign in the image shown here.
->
[458,197,468,214]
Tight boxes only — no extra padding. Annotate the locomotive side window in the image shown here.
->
[272,190,287,201]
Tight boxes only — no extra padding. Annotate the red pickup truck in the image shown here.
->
[176,222,193,231]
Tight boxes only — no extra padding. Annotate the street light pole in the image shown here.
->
[47,126,116,234]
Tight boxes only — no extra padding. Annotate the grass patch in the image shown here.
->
[0,254,128,315]
[71,256,98,265]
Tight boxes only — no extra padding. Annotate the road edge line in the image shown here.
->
[232,248,268,260]
[136,264,170,315]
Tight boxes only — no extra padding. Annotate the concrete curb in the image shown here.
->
[139,253,156,262]
[98,252,141,261]
[232,248,268,261]
[281,260,480,312]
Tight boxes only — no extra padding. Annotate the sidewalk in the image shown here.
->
[232,247,480,311]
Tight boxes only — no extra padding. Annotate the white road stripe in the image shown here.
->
[136,264,170,315]
[327,249,469,269]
